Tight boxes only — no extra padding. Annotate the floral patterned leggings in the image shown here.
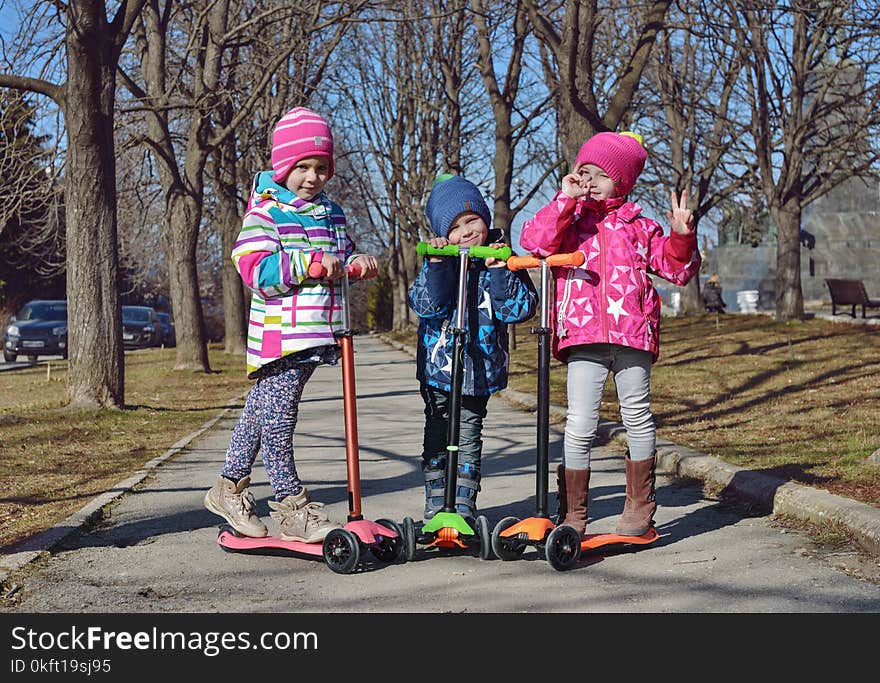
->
[221,361,318,501]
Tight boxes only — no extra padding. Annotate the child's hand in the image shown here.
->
[561,172,590,199]
[321,253,345,280]
[351,254,378,278]
[428,236,449,262]
[667,189,695,234]
[484,242,508,268]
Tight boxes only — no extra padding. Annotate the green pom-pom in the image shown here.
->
[432,173,456,186]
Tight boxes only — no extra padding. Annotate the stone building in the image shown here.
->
[706,176,880,311]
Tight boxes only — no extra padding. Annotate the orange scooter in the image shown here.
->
[490,251,583,562]
[491,251,660,570]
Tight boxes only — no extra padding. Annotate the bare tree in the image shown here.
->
[334,1,450,329]
[471,0,555,241]
[0,0,147,408]
[523,0,672,159]
[638,3,754,314]
[205,1,359,356]
[0,92,66,288]
[726,0,880,320]
[119,1,365,370]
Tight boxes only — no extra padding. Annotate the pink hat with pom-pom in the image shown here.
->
[575,131,646,197]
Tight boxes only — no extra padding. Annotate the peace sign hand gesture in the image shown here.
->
[667,189,695,235]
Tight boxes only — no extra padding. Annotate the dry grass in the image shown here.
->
[391,314,880,507]
[0,346,252,550]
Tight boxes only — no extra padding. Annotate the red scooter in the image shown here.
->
[217,262,404,574]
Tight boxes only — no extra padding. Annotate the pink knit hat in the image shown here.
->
[271,107,334,184]
[575,131,646,197]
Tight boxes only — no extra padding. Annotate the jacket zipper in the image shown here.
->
[599,219,608,343]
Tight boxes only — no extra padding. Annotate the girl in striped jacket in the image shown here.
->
[520,131,700,540]
[204,108,378,544]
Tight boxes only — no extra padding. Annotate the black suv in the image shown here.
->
[3,299,68,362]
[122,305,163,349]
[155,311,176,347]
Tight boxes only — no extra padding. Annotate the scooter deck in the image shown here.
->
[580,527,658,551]
[217,529,324,556]
[217,519,398,556]
[499,516,555,542]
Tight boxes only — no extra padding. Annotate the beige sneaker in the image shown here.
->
[268,488,342,543]
[204,475,268,538]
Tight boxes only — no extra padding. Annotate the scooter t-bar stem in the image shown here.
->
[504,250,584,518]
[305,259,375,521]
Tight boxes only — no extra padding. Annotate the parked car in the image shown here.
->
[122,305,163,349]
[155,311,176,347]
[3,299,68,363]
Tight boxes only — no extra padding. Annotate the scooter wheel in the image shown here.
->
[545,525,582,571]
[323,528,361,574]
[217,525,242,553]
[371,518,404,563]
[491,516,526,561]
[475,515,492,560]
[402,517,417,562]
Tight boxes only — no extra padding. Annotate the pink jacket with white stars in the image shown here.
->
[520,192,700,363]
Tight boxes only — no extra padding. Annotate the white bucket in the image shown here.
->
[736,290,759,313]
[669,291,681,316]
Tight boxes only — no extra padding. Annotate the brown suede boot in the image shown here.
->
[555,464,591,537]
[615,453,657,536]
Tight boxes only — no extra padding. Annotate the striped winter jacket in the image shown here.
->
[409,257,538,396]
[232,171,356,377]
[520,193,700,363]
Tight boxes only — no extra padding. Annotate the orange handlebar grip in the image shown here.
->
[506,252,584,271]
[546,251,585,267]
[506,255,541,271]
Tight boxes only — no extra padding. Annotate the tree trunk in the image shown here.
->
[64,2,124,408]
[679,278,703,315]
[219,195,248,355]
[165,190,210,370]
[772,205,804,321]
[211,135,247,355]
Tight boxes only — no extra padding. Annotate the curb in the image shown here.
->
[379,334,880,558]
[0,397,246,591]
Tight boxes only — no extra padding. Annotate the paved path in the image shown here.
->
[2,336,878,613]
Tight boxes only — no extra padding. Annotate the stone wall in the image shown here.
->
[707,176,880,310]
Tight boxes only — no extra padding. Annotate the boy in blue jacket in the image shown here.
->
[409,175,537,523]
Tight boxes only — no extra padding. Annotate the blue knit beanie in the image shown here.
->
[425,176,492,239]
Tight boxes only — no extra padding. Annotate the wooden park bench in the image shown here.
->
[824,278,880,318]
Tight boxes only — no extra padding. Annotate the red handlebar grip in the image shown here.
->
[307,261,374,280]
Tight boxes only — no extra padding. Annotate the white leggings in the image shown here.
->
[564,344,655,469]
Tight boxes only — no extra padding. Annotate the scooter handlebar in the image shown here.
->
[506,251,585,271]
[416,242,513,261]
[307,261,375,280]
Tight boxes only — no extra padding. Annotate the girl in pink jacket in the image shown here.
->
[520,131,700,539]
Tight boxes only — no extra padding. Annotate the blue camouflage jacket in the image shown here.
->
[409,257,537,396]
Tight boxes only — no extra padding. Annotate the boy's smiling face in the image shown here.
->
[446,212,488,247]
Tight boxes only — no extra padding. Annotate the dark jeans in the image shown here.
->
[419,383,490,474]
